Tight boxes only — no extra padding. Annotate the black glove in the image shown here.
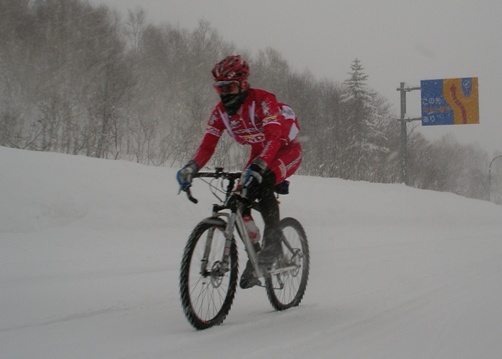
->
[176,160,198,192]
[241,159,267,198]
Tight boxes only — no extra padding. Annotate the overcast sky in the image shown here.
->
[90,0,502,155]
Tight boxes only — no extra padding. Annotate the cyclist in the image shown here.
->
[177,55,302,288]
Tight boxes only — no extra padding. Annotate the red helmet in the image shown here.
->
[212,55,250,82]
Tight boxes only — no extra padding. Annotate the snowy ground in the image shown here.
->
[1,146,502,359]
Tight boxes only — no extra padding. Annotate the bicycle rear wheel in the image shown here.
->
[179,219,238,329]
[265,217,309,310]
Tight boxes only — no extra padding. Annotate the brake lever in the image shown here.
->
[186,187,198,204]
[178,186,198,204]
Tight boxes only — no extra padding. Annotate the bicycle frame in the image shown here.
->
[187,169,265,279]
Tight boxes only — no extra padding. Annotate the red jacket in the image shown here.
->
[193,88,300,171]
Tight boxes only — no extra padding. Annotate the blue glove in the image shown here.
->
[176,160,198,192]
[241,159,267,198]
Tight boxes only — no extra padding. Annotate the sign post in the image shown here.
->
[489,155,502,202]
[397,77,479,185]
[397,83,421,185]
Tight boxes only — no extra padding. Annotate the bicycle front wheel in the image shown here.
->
[265,217,309,310]
[179,219,238,330]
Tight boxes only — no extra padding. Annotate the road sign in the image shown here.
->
[421,77,479,126]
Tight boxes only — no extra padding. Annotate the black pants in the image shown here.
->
[244,169,281,247]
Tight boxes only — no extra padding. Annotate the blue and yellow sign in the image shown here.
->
[421,77,479,126]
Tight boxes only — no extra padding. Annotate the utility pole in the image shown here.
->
[397,82,421,185]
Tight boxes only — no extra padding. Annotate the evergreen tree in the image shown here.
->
[339,59,391,181]
[339,59,372,180]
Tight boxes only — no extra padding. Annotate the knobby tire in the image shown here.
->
[265,217,309,310]
[179,219,239,330]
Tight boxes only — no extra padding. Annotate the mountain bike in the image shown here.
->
[179,168,309,330]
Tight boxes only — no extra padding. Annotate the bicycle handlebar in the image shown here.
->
[193,169,242,180]
[182,168,243,204]
[185,187,199,204]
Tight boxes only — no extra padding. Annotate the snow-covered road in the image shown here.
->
[2,147,502,359]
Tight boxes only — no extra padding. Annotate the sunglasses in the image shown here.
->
[213,81,240,95]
